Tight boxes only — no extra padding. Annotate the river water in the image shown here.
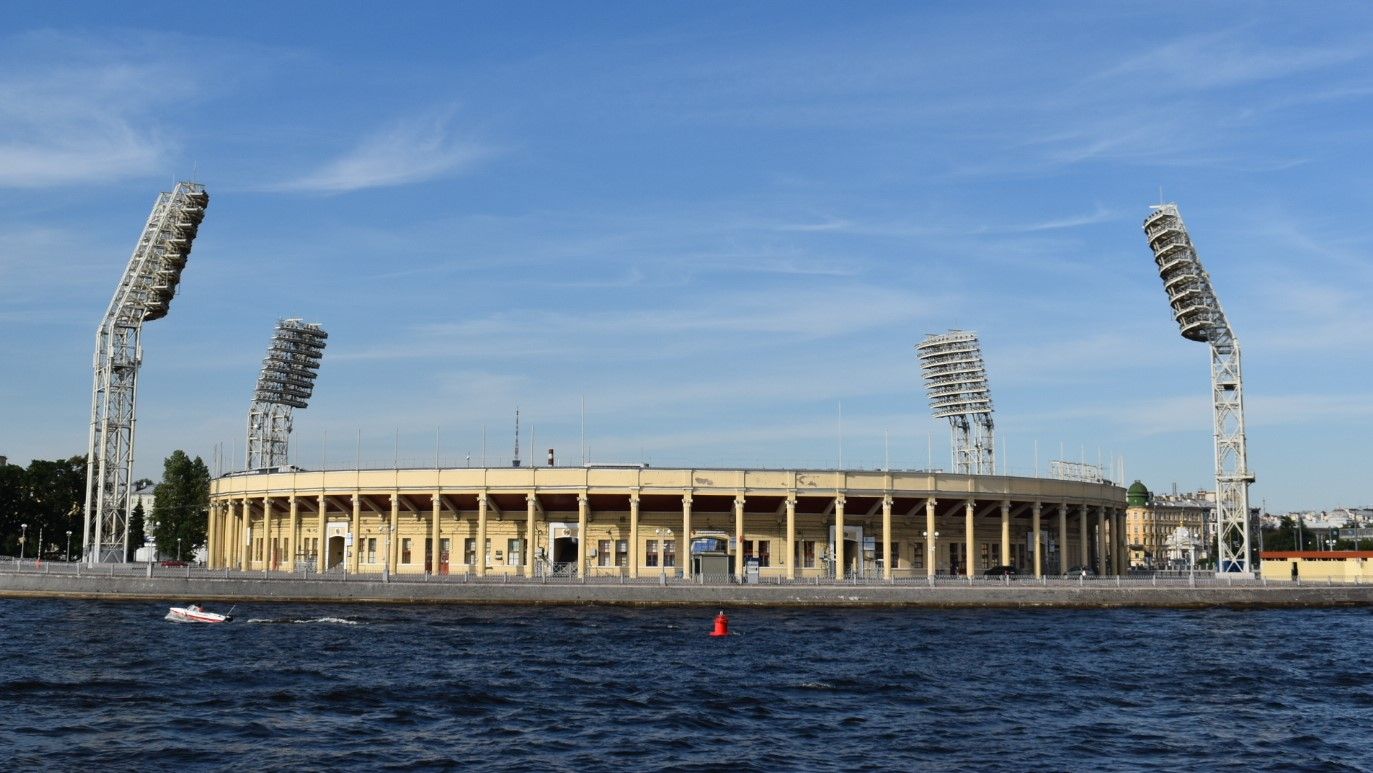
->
[2,600,1370,771]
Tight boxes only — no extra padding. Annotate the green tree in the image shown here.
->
[0,460,25,555]
[152,451,210,561]
[20,456,86,560]
[127,502,146,562]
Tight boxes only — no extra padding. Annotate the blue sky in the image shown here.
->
[1,2,1370,512]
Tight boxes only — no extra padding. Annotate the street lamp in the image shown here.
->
[655,528,672,579]
[37,526,43,561]
[177,537,183,561]
[923,530,939,574]
[19,523,27,562]
[66,530,73,562]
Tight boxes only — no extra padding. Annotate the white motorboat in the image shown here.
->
[166,604,233,623]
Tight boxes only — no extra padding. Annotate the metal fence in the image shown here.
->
[4,558,1370,588]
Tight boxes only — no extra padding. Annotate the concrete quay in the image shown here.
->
[2,567,1373,608]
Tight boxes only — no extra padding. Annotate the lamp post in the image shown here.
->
[923,530,939,575]
[177,537,183,561]
[19,523,27,562]
[66,530,73,563]
[655,528,671,580]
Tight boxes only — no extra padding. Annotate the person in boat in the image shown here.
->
[188,603,202,613]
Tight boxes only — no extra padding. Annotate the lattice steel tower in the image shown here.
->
[1144,203,1255,574]
[83,182,209,564]
[917,330,995,475]
[246,319,328,470]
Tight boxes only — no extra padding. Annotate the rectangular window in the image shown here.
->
[802,540,816,569]
[744,539,770,567]
[464,538,477,566]
[367,537,377,564]
[598,539,612,567]
[912,541,924,569]
[401,538,412,564]
[616,539,629,567]
[645,539,659,567]
[980,542,993,569]
[508,538,523,566]
[663,540,676,568]
[255,537,263,561]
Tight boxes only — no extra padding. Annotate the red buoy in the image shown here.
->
[710,610,729,637]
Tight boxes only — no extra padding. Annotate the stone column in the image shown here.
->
[236,498,247,571]
[577,494,588,579]
[350,494,361,574]
[476,493,488,577]
[1115,509,1126,575]
[288,496,299,573]
[1096,506,1107,575]
[1033,501,1043,578]
[525,494,537,577]
[389,493,399,575]
[834,497,846,581]
[206,502,218,568]
[964,500,976,578]
[681,496,693,579]
[629,494,640,579]
[1057,502,1068,574]
[734,496,746,581]
[882,496,893,581]
[262,498,273,571]
[1078,503,1090,570]
[925,497,937,577]
[1000,500,1011,566]
[430,493,441,574]
[785,497,796,580]
[317,494,327,573]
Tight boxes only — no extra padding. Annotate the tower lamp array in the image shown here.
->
[82,182,209,565]
[1143,203,1255,575]
[916,330,996,475]
[246,319,328,470]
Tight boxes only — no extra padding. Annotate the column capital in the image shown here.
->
[682,495,693,506]
[629,493,641,504]
[734,496,746,507]
[577,493,589,505]
[882,496,893,506]
[1000,499,1011,511]
[526,492,538,504]
[1032,500,1042,514]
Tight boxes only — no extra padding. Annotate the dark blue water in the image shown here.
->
[2,600,1371,771]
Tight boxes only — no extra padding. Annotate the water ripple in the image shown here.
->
[2,601,1373,770]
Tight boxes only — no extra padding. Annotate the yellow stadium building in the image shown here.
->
[208,466,1126,581]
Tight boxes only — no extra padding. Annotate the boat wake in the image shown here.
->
[245,617,360,626]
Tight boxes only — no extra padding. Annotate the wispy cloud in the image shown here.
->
[273,110,493,193]
[1096,29,1369,91]
[0,32,194,187]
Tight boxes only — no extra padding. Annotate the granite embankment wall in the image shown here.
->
[2,571,1372,608]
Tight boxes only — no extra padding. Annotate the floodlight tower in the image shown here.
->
[246,319,328,469]
[83,182,209,564]
[1144,203,1255,575]
[916,330,995,475]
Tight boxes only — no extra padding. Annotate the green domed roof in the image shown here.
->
[1126,480,1150,507]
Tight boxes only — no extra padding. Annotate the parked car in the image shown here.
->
[983,565,1018,577]
[1064,565,1096,577]
[159,560,189,567]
